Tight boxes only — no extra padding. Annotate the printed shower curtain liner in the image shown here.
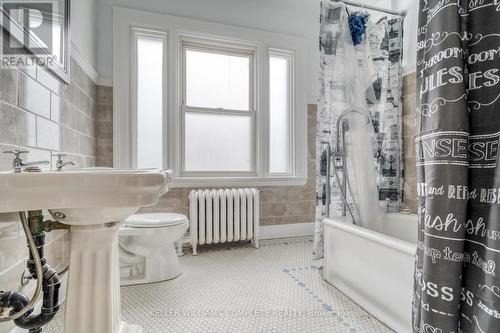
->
[413,1,500,332]
[313,1,404,259]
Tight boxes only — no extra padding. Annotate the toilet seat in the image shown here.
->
[125,213,188,228]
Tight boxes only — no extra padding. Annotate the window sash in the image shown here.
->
[131,28,168,169]
[268,49,295,176]
[180,106,257,176]
[181,43,256,113]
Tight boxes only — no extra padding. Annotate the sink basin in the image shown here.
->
[0,169,170,215]
[0,168,171,333]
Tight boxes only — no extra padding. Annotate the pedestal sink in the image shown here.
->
[0,168,171,333]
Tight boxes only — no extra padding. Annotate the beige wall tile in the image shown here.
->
[259,217,274,226]
[402,72,417,212]
[0,68,17,105]
[402,114,415,138]
[36,117,60,151]
[272,203,287,217]
[260,203,274,218]
[36,66,61,94]
[286,201,315,217]
[403,138,416,159]
[96,86,113,105]
[0,103,36,147]
[403,72,416,96]
[18,72,51,118]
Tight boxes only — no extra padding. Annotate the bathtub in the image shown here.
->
[323,213,418,333]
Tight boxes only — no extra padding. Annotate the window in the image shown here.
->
[182,42,255,174]
[114,8,308,186]
[132,29,166,169]
[184,49,251,110]
[269,50,293,174]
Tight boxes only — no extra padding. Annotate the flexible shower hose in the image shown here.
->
[333,160,357,225]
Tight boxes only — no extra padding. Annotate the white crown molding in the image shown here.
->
[71,41,99,83]
[259,222,315,240]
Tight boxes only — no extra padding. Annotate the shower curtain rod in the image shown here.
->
[335,0,407,17]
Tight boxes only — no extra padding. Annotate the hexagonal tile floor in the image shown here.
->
[45,236,392,333]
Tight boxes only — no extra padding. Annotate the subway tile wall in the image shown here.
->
[96,86,113,167]
[0,35,97,332]
[95,102,317,226]
[402,73,417,213]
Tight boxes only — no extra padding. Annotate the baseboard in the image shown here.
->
[177,222,315,254]
[259,222,315,240]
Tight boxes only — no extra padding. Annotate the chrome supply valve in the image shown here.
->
[52,153,75,171]
[385,197,392,213]
[3,150,50,173]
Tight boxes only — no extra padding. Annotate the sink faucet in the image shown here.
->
[3,150,50,173]
[52,153,75,171]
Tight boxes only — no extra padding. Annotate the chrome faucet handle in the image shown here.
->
[52,153,75,171]
[3,150,29,158]
[3,150,30,173]
[52,153,67,160]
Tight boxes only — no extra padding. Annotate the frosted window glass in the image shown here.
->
[137,37,164,169]
[185,49,250,110]
[185,113,252,172]
[269,56,291,173]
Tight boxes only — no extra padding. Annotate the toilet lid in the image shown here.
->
[125,213,188,228]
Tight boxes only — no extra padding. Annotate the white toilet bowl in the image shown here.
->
[119,213,189,285]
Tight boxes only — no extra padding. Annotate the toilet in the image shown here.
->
[119,213,189,286]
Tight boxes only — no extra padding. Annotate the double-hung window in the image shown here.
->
[114,8,308,186]
[181,41,256,176]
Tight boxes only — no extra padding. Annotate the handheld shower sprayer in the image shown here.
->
[331,107,372,224]
[334,108,372,158]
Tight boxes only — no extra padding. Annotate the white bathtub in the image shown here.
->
[323,213,418,333]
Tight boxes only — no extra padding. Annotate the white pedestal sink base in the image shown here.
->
[65,223,142,333]
[0,168,169,333]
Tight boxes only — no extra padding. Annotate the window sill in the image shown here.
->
[169,176,308,188]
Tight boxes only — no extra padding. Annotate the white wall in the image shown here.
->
[97,0,410,97]
[71,0,98,79]
[392,0,418,74]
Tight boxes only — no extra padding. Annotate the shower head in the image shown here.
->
[334,107,372,155]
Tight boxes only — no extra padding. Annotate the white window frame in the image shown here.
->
[113,7,308,187]
[180,39,257,177]
[268,48,295,176]
[130,28,168,169]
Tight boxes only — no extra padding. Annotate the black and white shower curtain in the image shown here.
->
[313,1,404,259]
[414,1,500,332]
